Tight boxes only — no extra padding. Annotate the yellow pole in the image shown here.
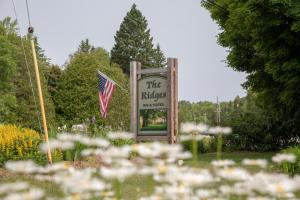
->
[30,39,52,164]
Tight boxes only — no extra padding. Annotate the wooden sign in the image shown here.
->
[138,75,167,110]
[130,58,178,143]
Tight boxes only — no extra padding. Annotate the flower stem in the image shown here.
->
[192,134,198,164]
[217,134,222,160]
[114,179,122,200]
[147,175,154,195]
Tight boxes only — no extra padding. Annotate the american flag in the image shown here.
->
[98,72,115,118]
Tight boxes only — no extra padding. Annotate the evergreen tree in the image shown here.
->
[77,39,95,53]
[45,65,62,102]
[152,44,166,67]
[111,4,165,74]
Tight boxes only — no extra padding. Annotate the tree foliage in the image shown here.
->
[202,0,300,141]
[111,4,166,74]
[77,39,95,54]
[44,65,62,102]
[0,17,56,130]
[0,33,17,123]
[55,47,130,130]
[179,101,217,126]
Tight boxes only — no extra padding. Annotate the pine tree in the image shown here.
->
[45,65,62,101]
[152,44,166,67]
[78,39,95,53]
[111,4,164,74]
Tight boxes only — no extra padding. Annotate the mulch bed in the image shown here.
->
[0,168,17,179]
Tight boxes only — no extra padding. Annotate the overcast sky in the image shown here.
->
[0,0,247,102]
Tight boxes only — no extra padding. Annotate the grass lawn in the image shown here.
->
[187,151,277,172]
[0,151,278,200]
[198,151,275,163]
[140,124,167,131]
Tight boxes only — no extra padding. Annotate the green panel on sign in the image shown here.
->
[138,109,167,135]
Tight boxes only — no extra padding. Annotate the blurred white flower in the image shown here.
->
[0,182,29,194]
[80,137,110,147]
[177,160,184,166]
[3,188,44,200]
[180,134,210,142]
[180,122,208,134]
[57,132,82,141]
[39,162,71,174]
[107,131,134,140]
[247,197,275,200]
[266,180,297,197]
[196,189,217,199]
[219,184,253,196]
[5,160,40,174]
[138,166,156,175]
[40,139,74,152]
[240,172,300,197]
[211,159,235,167]
[171,169,216,186]
[155,183,192,199]
[272,153,296,163]
[242,159,268,168]
[217,167,251,181]
[133,142,174,159]
[57,133,110,148]
[34,175,54,181]
[208,126,232,135]
[100,166,136,181]
[52,168,107,194]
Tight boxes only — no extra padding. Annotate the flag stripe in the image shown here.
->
[98,73,116,118]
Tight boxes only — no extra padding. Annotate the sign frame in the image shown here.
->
[130,58,178,143]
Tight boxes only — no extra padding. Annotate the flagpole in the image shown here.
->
[97,70,128,93]
[29,27,52,164]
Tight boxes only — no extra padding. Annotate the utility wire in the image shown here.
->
[11,0,43,133]
[25,0,32,27]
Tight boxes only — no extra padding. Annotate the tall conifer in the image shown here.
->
[111,4,165,74]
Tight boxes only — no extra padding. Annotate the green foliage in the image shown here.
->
[0,33,17,124]
[179,92,287,151]
[77,39,95,53]
[0,35,16,92]
[179,100,217,126]
[110,139,135,147]
[224,94,273,151]
[202,0,300,143]
[45,65,62,102]
[63,143,87,161]
[0,95,17,124]
[0,17,56,130]
[152,44,166,67]
[55,47,130,129]
[111,4,166,74]
[182,137,215,154]
[279,147,300,175]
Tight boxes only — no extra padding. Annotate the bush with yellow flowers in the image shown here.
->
[0,124,62,165]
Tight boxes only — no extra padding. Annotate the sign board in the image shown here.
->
[138,76,167,110]
[130,58,178,143]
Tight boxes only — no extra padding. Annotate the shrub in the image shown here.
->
[0,124,62,165]
[279,146,300,175]
[182,137,215,154]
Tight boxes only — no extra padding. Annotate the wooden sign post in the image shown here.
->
[130,58,178,143]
